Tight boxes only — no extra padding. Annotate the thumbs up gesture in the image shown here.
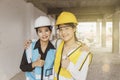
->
[32,57,45,68]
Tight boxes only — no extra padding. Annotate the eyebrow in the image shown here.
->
[58,25,71,29]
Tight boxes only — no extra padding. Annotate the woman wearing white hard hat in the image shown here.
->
[20,16,56,80]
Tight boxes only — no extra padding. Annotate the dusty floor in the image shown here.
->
[10,47,120,80]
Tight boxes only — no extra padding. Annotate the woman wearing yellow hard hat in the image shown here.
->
[54,11,92,80]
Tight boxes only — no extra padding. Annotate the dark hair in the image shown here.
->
[35,26,52,34]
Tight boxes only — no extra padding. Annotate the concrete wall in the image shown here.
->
[0,0,54,80]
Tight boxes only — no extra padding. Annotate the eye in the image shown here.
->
[64,27,69,30]
[45,29,49,32]
[59,28,62,31]
[38,30,42,33]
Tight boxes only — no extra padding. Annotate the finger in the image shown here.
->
[24,44,28,49]
[24,41,29,47]
[27,40,32,44]
[24,40,31,45]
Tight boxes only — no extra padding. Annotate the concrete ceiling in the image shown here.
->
[25,0,120,21]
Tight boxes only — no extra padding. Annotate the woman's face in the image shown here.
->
[37,26,51,42]
[58,24,75,42]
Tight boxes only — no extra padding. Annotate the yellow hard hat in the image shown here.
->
[56,11,78,25]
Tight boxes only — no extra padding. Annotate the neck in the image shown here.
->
[64,38,76,47]
[40,40,49,46]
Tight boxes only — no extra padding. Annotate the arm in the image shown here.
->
[20,50,34,72]
[67,52,91,80]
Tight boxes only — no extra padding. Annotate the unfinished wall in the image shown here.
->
[0,0,49,80]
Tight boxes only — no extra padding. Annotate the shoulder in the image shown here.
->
[28,39,37,49]
[51,38,63,48]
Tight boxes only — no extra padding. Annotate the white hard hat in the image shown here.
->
[34,16,51,29]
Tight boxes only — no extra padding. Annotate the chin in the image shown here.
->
[63,39,69,42]
[41,39,49,42]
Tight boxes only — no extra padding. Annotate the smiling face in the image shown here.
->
[36,26,51,42]
[58,24,76,42]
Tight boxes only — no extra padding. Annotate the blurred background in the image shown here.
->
[0,0,120,80]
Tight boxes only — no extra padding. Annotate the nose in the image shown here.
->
[60,28,66,34]
[42,31,47,36]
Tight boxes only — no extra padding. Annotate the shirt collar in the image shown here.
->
[34,39,55,50]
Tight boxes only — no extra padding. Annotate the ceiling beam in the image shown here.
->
[48,6,115,15]
[25,0,48,13]
[47,6,115,20]
[25,0,116,21]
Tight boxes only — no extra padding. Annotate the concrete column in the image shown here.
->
[25,3,34,39]
[112,12,119,53]
[101,19,106,47]
[96,19,101,46]
[119,12,120,54]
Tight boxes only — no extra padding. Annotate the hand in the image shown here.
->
[61,57,70,69]
[32,59,45,68]
[24,40,32,49]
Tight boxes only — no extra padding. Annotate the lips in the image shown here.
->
[63,34,68,38]
[42,36,48,39]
